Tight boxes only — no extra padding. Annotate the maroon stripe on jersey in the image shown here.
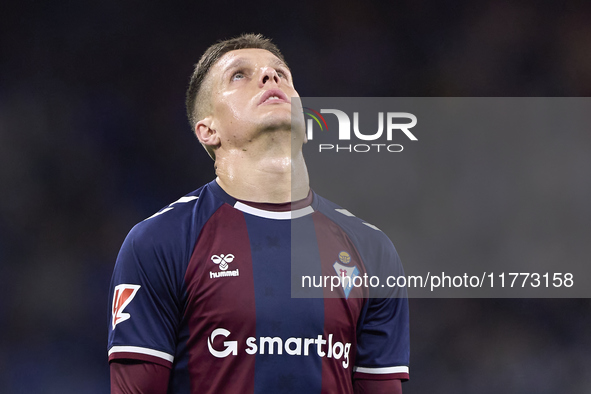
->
[353,378,403,394]
[184,204,256,394]
[110,360,171,394]
[312,212,368,394]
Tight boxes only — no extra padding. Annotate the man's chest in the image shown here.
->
[182,210,367,355]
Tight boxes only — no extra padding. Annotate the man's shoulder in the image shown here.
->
[313,193,390,241]
[134,187,203,229]
[313,192,404,281]
[123,183,220,250]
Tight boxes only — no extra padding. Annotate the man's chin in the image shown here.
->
[260,122,291,133]
[257,118,293,133]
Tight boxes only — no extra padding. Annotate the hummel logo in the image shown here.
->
[210,254,240,279]
[211,254,234,271]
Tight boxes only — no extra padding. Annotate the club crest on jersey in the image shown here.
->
[338,251,351,264]
[112,284,140,329]
[210,253,240,279]
[333,251,359,299]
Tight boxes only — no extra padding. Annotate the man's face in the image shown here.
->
[203,48,303,151]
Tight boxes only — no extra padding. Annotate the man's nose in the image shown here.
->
[259,67,280,86]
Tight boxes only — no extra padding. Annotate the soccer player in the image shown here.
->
[108,34,409,393]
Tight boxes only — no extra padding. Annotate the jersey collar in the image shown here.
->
[207,180,316,220]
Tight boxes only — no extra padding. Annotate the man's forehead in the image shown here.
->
[214,48,287,72]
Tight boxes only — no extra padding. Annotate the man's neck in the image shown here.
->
[214,148,309,204]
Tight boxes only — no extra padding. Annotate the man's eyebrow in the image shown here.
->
[221,56,291,78]
[222,58,248,73]
[225,57,288,69]
[270,58,289,69]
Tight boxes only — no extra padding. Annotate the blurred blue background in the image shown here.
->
[1,0,590,392]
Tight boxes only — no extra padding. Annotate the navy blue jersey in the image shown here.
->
[108,180,409,393]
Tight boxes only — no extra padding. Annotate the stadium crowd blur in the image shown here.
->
[1,1,590,393]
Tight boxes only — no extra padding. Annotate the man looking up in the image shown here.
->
[108,34,409,394]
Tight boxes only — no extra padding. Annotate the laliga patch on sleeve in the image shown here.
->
[112,284,141,329]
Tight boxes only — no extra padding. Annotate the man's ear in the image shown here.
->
[195,117,220,148]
